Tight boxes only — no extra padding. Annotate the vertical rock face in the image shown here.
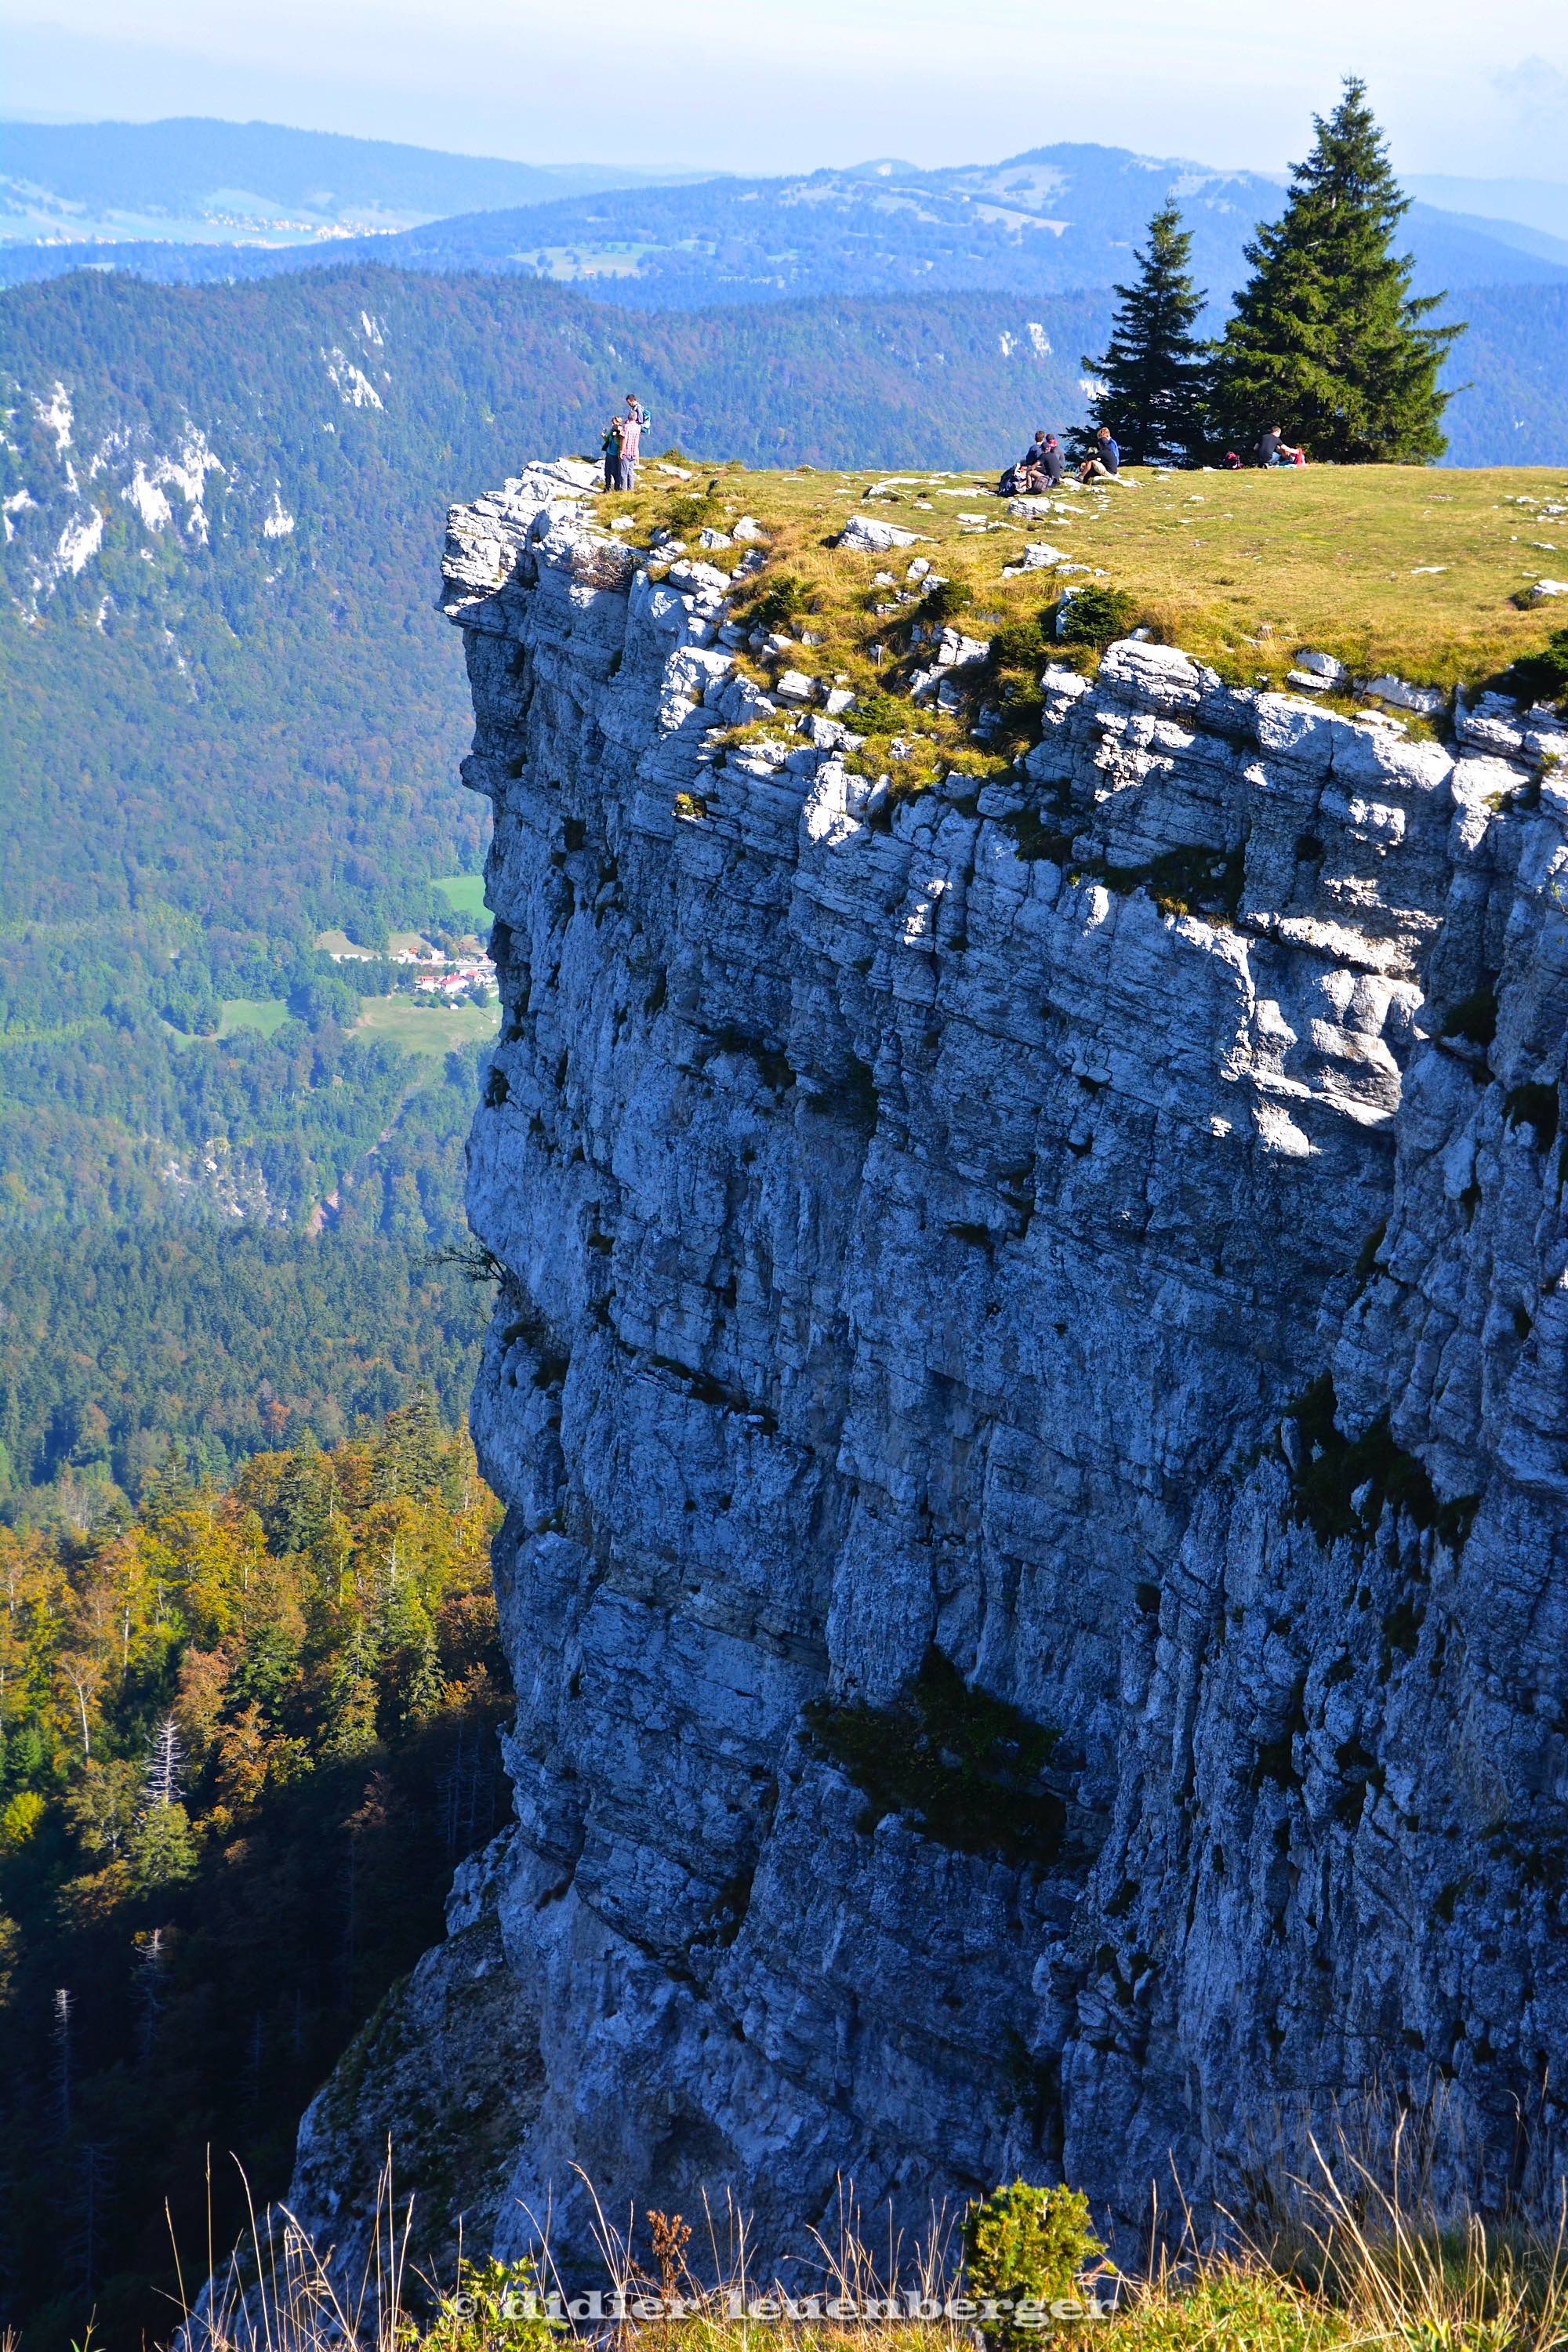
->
[292,464,1568,2271]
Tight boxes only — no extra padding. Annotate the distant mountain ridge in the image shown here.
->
[1405,174,1568,244]
[2,136,1565,310]
[0,114,689,245]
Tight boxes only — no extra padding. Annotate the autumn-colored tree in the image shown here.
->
[173,1642,234,1756]
[0,1407,507,2352]
[64,1757,140,1858]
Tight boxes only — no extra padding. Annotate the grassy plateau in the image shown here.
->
[593,459,1568,785]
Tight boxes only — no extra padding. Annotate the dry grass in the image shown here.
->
[180,2125,1568,2352]
[598,459,1568,699]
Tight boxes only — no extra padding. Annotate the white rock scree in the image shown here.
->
[280,459,1568,2281]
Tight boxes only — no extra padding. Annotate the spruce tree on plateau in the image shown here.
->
[1209,77,1462,462]
[1081,201,1209,465]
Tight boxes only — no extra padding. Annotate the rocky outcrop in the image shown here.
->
[289,463,1568,2273]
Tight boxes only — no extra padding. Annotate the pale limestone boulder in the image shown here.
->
[837,512,926,553]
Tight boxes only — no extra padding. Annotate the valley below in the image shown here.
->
[3,107,1568,2345]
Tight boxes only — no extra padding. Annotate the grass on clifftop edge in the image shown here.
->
[597,457,1568,701]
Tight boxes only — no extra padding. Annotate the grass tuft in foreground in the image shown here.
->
[187,2122,1568,2352]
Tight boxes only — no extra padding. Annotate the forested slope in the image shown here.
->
[0,1403,510,2352]
[0,266,1105,946]
[0,254,1554,1511]
[0,263,1109,1515]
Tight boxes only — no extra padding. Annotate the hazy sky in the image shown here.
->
[3,0,1566,180]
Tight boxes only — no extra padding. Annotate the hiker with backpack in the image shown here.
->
[601,413,623,491]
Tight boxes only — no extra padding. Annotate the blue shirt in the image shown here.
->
[1099,436,1120,472]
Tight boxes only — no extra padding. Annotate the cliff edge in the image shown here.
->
[287,459,1568,2277]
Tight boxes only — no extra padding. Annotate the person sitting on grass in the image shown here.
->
[1001,433,1047,495]
[1078,426,1123,484]
[1017,430,1053,492]
[1257,423,1305,467]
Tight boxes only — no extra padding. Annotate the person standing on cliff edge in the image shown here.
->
[618,395,644,491]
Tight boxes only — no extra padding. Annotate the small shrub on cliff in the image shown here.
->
[747,573,808,630]
[963,2181,1109,2341]
[1504,1081,1559,1148]
[988,612,1052,728]
[662,492,723,535]
[990,613,1051,673]
[1285,1370,1475,1551]
[844,688,902,734]
[1054,585,1139,648]
[922,576,975,624]
[808,1647,1062,1864]
[1500,624,1568,706]
[1439,985,1497,1047]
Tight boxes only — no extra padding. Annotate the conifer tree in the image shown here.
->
[1081,201,1209,465]
[1209,78,1462,462]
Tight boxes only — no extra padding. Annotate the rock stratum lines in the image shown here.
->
[285,461,1568,2273]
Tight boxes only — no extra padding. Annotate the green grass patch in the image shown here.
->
[808,1646,1063,1865]
[1287,1371,1477,1551]
[218,996,290,1038]
[432,873,488,924]
[356,996,499,1057]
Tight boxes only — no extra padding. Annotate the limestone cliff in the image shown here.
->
[288,461,1568,2275]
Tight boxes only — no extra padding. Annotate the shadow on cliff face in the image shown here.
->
[805,1647,1068,1866]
